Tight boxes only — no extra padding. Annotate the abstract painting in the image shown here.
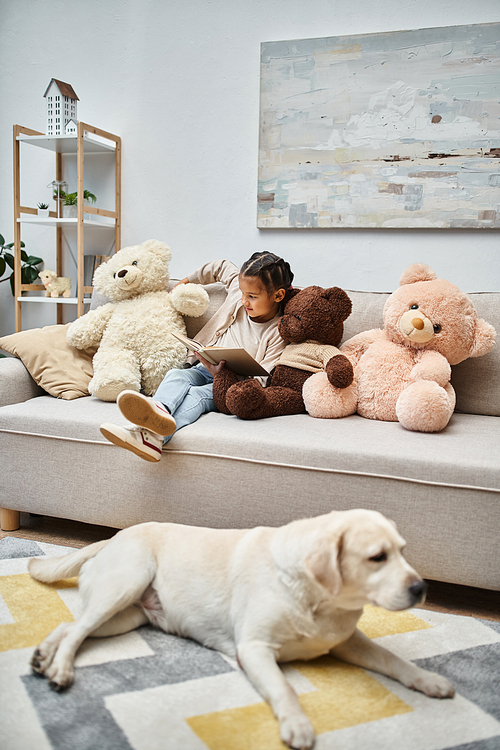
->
[257,23,500,228]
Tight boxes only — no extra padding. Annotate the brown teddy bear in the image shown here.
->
[303,263,496,432]
[213,285,355,419]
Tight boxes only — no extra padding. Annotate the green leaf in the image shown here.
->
[0,234,43,292]
[23,265,39,283]
[84,190,97,203]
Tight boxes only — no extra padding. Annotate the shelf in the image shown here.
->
[16,132,116,155]
[17,296,92,305]
[18,217,115,229]
[13,122,120,329]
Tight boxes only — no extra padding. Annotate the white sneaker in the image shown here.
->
[117,390,177,436]
[100,423,163,462]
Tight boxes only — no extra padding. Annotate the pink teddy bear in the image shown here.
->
[303,263,496,433]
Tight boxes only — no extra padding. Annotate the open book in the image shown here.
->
[171,331,269,377]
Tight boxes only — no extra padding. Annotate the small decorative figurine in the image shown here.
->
[43,79,79,136]
[38,270,72,298]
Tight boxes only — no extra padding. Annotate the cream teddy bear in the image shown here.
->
[303,263,496,432]
[67,239,209,402]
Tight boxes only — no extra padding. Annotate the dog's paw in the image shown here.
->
[31,648,47,675]
[412,670,455,699]
[48,678,71,693]
[31,645,58,676]
[280,713,315,749]
[45,662,74,691]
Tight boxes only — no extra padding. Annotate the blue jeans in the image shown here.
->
[153,364,217,443]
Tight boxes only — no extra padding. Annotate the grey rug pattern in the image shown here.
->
[1,536,499,750]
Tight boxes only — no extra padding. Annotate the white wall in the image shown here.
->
[1,0,499,336]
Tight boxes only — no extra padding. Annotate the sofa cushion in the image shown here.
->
[343,290,389,342]
[184,282,228,338]
[450,293,500,417]
[0,324,96,400]
[1,399,497,491]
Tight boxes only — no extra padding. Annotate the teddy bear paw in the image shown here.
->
[326,354,354,389]
[396,380,456,433]
[89,376,140,403]
[226,379,268,419]
[303,372,357,419]
[170,283,210,317]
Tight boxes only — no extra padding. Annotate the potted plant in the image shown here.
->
[37,202,50,218]
[62,190,97,218]
[62,192,77,218]
[0,233,44,295]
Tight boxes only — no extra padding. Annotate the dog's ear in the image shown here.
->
[305,534,343,596]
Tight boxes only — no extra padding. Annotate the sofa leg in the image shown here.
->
[1,508,20,531]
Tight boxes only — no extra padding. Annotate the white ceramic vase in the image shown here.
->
[62,201,92,219]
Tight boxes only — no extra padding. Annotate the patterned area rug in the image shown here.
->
[1,536,499,750]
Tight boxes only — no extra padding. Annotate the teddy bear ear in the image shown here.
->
[323,287,352,320]
[470,319,496,358]
[399,263,437,286]
[92,261,106,288]
[142,239,172,260]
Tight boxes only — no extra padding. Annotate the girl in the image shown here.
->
[100,252,294,461]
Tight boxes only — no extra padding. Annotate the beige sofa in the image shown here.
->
[1,283,499,591]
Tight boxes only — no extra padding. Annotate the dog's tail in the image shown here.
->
[28,538,111,583]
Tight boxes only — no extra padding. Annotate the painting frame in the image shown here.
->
[257,23,500,229]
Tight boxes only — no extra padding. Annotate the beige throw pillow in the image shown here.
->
[0,324,96,400]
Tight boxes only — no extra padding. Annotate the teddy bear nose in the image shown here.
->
[117,269,128,278]
[412,318,424,330]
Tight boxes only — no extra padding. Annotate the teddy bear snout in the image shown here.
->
[279,315,306,342]
[399,309,434,344]
[114,265,143,290]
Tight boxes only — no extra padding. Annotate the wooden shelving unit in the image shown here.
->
[13,122,121,331]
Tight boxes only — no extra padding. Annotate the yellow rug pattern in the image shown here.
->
[1,536,499,750]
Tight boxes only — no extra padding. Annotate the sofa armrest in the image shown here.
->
[0,356,44,407]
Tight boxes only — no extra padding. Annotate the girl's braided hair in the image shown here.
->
[240,252,295,310]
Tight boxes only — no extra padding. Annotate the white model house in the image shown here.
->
[65,119,78,135]
[43,79,79,135]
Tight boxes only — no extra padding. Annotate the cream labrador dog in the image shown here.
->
[29,509,454,749]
